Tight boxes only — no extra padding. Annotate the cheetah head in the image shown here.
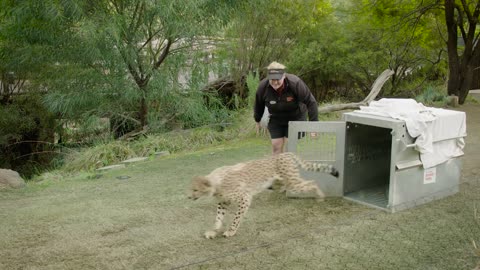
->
[188,176,213,200]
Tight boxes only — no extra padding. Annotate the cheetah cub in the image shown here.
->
[188,152,339,238]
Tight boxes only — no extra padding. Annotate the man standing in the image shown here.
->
[254,61,319,154]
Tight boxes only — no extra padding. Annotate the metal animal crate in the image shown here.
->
[287,112,464,213]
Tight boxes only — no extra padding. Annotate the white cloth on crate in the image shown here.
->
[419,107,466,168]
[356,99,436,153]
[354,98,466,168]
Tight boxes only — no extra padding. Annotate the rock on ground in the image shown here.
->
[0,169,26,189]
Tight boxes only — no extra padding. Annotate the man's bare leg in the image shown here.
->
[271,137,287,154]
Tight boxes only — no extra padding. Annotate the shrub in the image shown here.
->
[415,84,446,106]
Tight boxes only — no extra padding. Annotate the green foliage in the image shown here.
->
[4,95,55,136]
[211,0,337,108]
[62,118,251,172]
[284,0,447,100]
[1,0,236,130]
[59,100,345,173]
[218,0,331,77]
[145,64,232,132]
[148,89,232,132]
[246,71,260,107]
[0,0,239,177]
[58,116,111,146]
[73,0,234,127]
[0,94,56,177]
[62,141,136,172]
[353,0,446,95]
[42,62,140,120]
[465,94,479,104]
[0,0,82,79]
[415,84,446,106]
[0,103,37,145]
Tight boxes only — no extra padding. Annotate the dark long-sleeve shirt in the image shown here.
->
[254,73,318,125]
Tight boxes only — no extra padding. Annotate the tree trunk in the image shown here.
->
[135,76,149,128]
[471,55,480,89]
[444,0,480,104]
[445,0,461,97]
[139,95,147,128]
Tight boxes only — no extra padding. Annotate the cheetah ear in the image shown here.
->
[200,176,211,187]
[194,176,211,187]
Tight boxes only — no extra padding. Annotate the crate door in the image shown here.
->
[287,121,345,197]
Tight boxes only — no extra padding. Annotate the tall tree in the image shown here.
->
[444,0,480,104]
[0,0,80,175]
[218,0,333,103]
[339,0,446,97]
[366,0,480,104]
[74,0,231,128]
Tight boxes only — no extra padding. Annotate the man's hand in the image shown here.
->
[310,132,318,138]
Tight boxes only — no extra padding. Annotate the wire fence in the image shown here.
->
[169,176,480,270]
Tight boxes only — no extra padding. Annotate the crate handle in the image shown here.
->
[397,139,416,152]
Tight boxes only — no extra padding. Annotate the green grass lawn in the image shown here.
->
[1,137,479,270]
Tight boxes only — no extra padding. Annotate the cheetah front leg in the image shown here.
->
[223,194,251,238]
[205,202,227,239]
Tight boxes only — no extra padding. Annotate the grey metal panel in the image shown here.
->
[288,121,346,133]
[388,124,401,210]
[392,125,423,170]
[287,121,346,197]
[343,112,405,129]
[390,158,462,211]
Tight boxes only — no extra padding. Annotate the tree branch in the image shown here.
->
[128,1,141,33]
[153,38,172,70]
[318,69,394,113]
[460,0,473,22]
[454,4,468,42]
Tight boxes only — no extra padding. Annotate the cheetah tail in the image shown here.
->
[292,153,339,177]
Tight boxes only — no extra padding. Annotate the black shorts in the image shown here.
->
[268,122,306,139]
[268,122,289,139]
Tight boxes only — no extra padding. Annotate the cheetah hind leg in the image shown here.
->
[285,179,325,200]
[271,178,287,193]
